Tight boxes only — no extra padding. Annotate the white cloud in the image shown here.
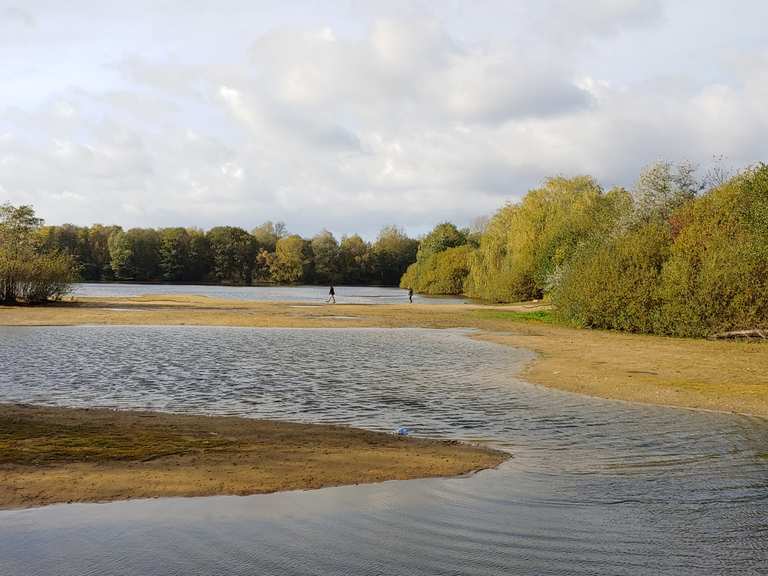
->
[1,3,767,237]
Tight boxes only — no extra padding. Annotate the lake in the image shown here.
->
[1,326,766,575]
[71,283,469,304]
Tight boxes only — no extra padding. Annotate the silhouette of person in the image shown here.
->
[327,285,336,304]
[408,288,413,303]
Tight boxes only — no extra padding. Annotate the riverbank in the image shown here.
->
[0,404,506,509]
[2,296,766,417]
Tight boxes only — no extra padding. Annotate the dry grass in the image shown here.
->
[0,404,505,509]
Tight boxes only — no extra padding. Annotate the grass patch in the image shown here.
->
[0,412,236,465]
[473,309,556,323]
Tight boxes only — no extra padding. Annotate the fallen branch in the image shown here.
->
[708,329,768,340]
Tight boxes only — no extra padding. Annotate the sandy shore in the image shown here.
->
[0,404,506,509]
[2,295,767,418]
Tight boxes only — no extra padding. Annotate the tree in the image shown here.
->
[371,225,418,285]
[416,222,467,262]
[108,230,134,280]
[88,224,121,280]
[206,226,257,285]
[632,160,701,222]
[465,175,615,301]
[270,235,307,283]
[0,204,76,303]
[252,221,287,252]
[310,230,339,284]
[159,228,191,282]
[126,228,161,281]
[187,228,212,282]
[338,234,371,284]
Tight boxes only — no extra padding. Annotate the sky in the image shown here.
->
[1,0,768,239]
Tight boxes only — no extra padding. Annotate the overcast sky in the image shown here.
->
[2,1,767,238]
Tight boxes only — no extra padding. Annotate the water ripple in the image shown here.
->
[0,325,766,575]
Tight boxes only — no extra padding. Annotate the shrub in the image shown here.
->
[0,204,77,304]
[465,176,628,302]
[657,164,768,336]
[552,221,672,333]
[400,245,472,295]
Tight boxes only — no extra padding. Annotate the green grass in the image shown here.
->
[473,309,556,323]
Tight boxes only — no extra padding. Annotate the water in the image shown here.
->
[72,282,469,305]
[1,326,766,575]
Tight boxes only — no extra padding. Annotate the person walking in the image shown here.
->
[408,287,413,303]
[327,285,336,304]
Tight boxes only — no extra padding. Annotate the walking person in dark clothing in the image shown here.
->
[327,285,336,304]
[408,288,413,303]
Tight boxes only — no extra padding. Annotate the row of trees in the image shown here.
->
[401,162,768,337]
[36,220,418,287]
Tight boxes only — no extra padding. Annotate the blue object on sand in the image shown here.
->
[396,426,410,436]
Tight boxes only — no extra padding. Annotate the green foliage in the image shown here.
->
[37,219,414,287]
[159,228,191,282]
[310,230,339,284]
[553,163,768,337]
[251,221,286,252]
[416,222,467,261]
[473,309,555,323]
[0,204,76,304]
[338,234,372,285]
[206,226,257,285]
[656,164,768,336]
[400,222,471,295]
[371,225,418,285]
[107,230,133,280]
[270,235,308,284]
[466,176,623,302]
[552,221,672,333]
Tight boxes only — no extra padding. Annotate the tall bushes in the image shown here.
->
[0,204,76,304]
[553,163,768,336]
[465,176,624,302]
[399,161,767,338]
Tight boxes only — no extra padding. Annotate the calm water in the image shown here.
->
[1,326,766,576]
[72,282,469,304]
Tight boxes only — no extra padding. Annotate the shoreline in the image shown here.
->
[0,404,507,510]
[2,295,767,418]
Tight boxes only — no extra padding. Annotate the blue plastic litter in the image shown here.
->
[395,426,410,436]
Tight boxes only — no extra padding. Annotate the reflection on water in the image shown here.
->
[72,282,468,304]
[1,326,766,575]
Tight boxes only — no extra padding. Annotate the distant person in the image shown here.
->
[408,288,413,303]
[327,285,336,304]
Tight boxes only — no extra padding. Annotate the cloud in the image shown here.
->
[2,6,35,28]
[1,5,767,238]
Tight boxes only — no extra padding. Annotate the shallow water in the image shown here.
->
[1,326,766,575]
[72,282,468,304]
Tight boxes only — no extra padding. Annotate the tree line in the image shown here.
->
[400,161,768,337]
[32,221,418,287]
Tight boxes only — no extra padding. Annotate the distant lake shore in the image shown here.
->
[70,282,470,305]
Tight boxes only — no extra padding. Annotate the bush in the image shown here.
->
[0,204,77,304]
[657,164,768,336]
[400,245,472,295]
[465,176,628,302]
[552,221,672,333]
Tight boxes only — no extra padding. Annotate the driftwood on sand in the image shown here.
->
[708,329,767,340]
